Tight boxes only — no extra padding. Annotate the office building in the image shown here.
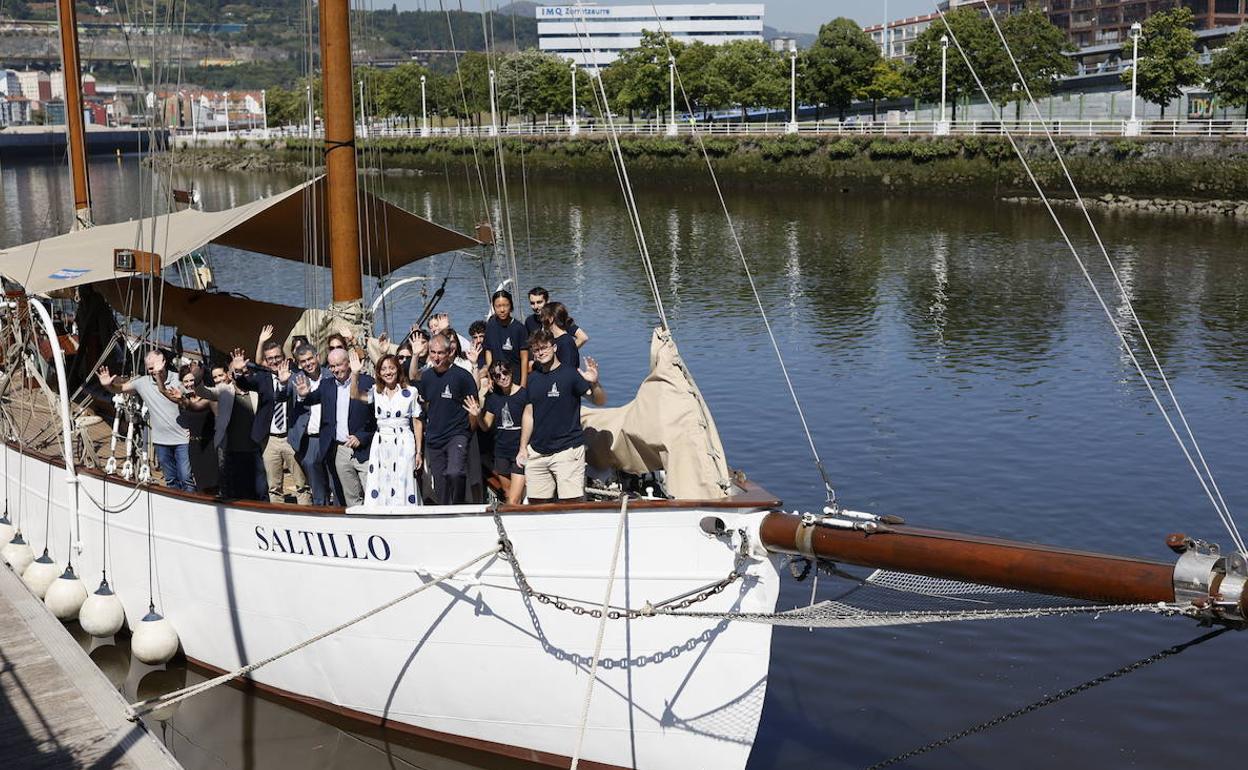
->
[536,3,765,67]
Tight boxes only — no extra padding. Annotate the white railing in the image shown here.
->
[172,118,1248,146]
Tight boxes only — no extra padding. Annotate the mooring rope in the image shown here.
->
[129,543,502,719]
[569,495,629,770]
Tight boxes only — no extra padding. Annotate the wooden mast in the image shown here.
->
[55,0,91,228]
[759,512,1179,606]
[319,0,363,304]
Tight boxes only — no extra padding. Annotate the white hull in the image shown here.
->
[6,444,781,769]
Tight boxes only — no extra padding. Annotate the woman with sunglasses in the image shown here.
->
[464,360,528,504]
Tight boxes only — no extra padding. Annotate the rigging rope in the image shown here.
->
[129,543,502,718]
[624,3,836,502]
[935,1,1246,555]
[568,495,628,770]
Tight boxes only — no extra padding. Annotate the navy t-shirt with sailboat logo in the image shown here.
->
[485,316,528,368]
[526,364,593,455]
[417,365,476,448]
[485,386,528,461]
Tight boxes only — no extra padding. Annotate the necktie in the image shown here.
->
[273,375,286,433]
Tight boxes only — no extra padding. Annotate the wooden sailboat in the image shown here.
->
[0,2,1241,769]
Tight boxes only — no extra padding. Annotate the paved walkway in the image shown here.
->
[0,564,181,769]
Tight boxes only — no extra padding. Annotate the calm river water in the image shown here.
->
[3,155,1247,769]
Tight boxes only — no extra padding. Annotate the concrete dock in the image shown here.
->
[0,563,181,769]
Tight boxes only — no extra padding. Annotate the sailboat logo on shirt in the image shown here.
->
[502,337,513,351]
[500,402,515,429]
[548,382,560,398]
[441,385,452,399]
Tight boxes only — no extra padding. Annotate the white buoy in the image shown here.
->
[45,564,88,621]
[131,607,180,665]
[2,532,35,575]
[22,550,63,599]
[0,513,13,546]
[79,578,127,638]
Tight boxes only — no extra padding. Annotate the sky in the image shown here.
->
[390,2,939,35]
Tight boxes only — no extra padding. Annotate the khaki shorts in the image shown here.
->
[525,444,586,500]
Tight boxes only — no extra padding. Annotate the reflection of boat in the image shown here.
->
[0,2,1242,769]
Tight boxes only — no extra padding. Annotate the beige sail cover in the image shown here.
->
[0,176,479,295]
[582,329,730,500]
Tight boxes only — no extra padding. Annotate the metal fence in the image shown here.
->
[175,118,1248,146]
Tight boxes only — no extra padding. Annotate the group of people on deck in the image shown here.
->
[94,287,607,508]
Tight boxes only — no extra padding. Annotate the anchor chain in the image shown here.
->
[492,510,743,620]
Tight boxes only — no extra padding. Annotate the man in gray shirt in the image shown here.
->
[97,350,194,491]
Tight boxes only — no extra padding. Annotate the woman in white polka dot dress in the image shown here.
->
[349,351,423,507]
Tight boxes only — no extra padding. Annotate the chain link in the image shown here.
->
[492,511,744,621]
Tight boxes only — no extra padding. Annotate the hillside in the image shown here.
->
[0,2,538,88]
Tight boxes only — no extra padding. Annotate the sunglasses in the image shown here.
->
[328,344,345,350]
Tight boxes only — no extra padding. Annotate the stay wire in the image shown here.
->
[974,0,1245,555]
[566,3,670,331]
[642,3,836,502]
[934,3,1246,556]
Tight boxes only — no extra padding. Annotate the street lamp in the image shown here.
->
[358,79,367,139]
[665,56,678,136]
[261,88,269,140]
[786,40,798,134]
[569,61,579,136]
[223,90,230,140]
[487,68,498,137]
[420,74,430,137]
[1126,21,1143,136]
[936,34,950,136]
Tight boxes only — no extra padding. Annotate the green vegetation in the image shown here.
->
[1206,27,1248,109]
[1122,7,1202,119]
[239,134,1248,200]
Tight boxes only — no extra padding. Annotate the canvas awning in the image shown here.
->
[0,176,480,295]
[96,279,307,356]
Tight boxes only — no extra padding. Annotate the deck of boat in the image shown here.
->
[0,563,181,769]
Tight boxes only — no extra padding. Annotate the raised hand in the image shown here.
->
[294,373,311,397]
[96,366,115,387]
[580,356,599,384]
[348,348,363,374]
[465,338,481,363]
[413,334,428,358]
[462,394,481,418]
[230,347,248,372]
[276,359,292,383]
[258,324,274,343]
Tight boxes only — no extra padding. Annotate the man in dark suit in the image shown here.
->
[231,341,311,505]
[288,343,334,505]
[295,347,376,507]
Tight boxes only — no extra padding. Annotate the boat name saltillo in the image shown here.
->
[255,526,392,561]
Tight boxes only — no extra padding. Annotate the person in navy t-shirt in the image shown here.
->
[484,289,529,387]
[517,329,607,503]
[416,333,479,505]
[538,301,581,370]
[465,359,529,504]
[526,286,589,349]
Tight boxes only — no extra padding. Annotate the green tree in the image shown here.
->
[717,39,785,121]
[909,8,1011,120]
[676,41,730,119]
[602,30,685,121]
[376,62,432,119]
[1001,10,1074,99]
[800,18,880,119]
[1121,7,1200,119]
[858,59,908,120]
[444,51,491,125]
[1204,26,1248,108]
[264,85,304,128]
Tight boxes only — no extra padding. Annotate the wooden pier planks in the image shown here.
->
[0,565,181,769]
